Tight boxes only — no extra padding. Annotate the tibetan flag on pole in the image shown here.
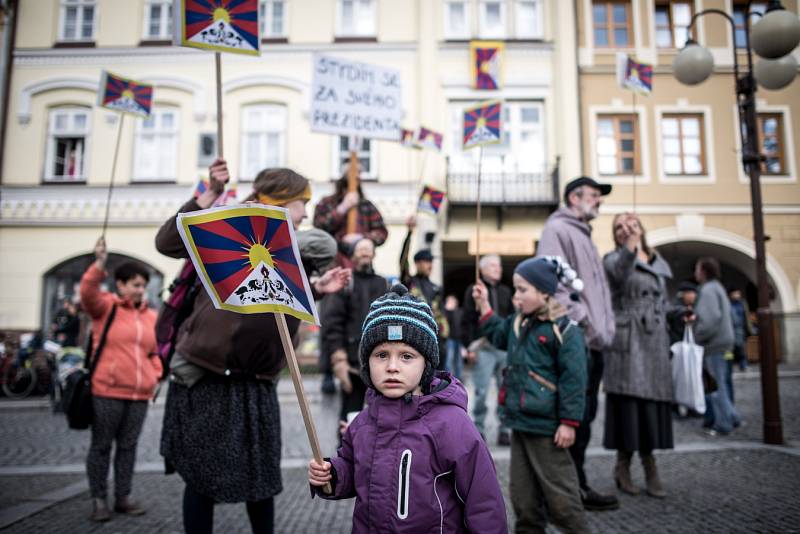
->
[416,127,443,152]
[470,41,504,90]
[616,53,653,95]
[98,71,153,117]
[174,0,261,56]
[463,101,502,150]
[177,205,319,323]
[399,128,418,148]
[418,185,445,215]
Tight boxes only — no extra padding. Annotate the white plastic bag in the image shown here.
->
[671,326,706,414]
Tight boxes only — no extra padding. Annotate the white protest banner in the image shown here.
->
[310,53,403,141]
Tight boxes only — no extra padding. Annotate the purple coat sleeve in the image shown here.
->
[442,412,508,533]
[312,421,357,500]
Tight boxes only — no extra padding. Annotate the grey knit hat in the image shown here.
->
[359,284,440,392]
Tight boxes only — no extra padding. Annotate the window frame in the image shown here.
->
[239,103,288,182]
[443,0,472,40]
[44,106,91,183]
[591,0,633,48]
[132,106,180,183]
[335,0,377,38]
[478,0,507,39]
[260,0,288,40]
[596,113,642,176]
[757,112,787,176]
[655,108,715,183]
[514,0,544,39]
[331,136,379,181]
[654,0,694,49]
[142,0,172,41]
[58,0,97,43]
[732,1,766,49]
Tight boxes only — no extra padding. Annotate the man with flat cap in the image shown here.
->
[537,176,618,511]
[400,215,449,368]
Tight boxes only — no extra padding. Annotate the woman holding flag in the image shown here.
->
[155,159,349,534]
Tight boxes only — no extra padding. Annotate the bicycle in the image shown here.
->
[1,338,57,399]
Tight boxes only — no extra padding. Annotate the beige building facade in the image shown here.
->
[0,0,581,331]
[576,0,800,359]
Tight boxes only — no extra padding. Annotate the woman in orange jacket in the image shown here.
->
[79,237,162,522]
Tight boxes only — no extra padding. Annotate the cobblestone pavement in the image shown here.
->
[1,371,798,532]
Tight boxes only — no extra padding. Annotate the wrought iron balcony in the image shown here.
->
[446,163,560,206]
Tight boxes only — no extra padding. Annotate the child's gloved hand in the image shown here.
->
[554,424,576,448]
[308,459,333,493]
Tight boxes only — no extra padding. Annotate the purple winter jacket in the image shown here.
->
[315,373,508,533]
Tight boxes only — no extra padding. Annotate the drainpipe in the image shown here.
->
[0,0,18,184]
[572,0,585,176]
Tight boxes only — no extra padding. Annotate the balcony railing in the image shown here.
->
[446,165,559,206]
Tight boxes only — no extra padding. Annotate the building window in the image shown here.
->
[654,1,693,48]
[444,0,471,39]
[133,107,179,182]
[59,0,96,42]
[733,2,766,48]
[515,0,543,39]
[240,104,287,181]
[260,0,287,38]
[448,101,545,174]
[143,0,172,40]
[478,0,506,38]
[597,114,640,175]
[45,107,90,182]
[758,113,786,175]
[337,0,376,37]
[661,113,706,175]
[334,137,376,179]
[592,1,631,47]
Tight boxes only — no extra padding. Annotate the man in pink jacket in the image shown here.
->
[80,237,162,522]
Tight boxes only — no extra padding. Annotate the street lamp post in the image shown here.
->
[673,0,800,445]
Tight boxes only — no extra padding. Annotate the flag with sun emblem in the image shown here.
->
[470,41,503,90]
[463,100,502,150]
[416,127,443,152]
[616,53,653,96]
[97,71,153,117]
[173,0,260,56]
[418,185,445,215]
[176,205,319,323]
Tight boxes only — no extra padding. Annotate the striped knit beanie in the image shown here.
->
[359,284,440,392]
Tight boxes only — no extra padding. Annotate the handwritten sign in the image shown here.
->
[310,54,403,141]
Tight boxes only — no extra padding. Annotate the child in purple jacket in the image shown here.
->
[309,284,507,533]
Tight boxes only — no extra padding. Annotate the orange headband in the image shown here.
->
[256,184,312,207]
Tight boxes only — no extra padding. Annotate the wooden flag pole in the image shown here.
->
[474,145,484,283]
[101,113,125,239]
[275,312,332,494]
[631,90,637,213]
[215,52,224,159]
[346,142,359,234]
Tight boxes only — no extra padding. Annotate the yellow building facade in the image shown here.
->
[576,0,800,360]
[0,0,581,330]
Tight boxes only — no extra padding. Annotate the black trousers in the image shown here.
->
[569,349,603,491]
[183,484,274,534]
[338,373,368,423]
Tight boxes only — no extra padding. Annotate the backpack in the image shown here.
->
[155,260,200,378]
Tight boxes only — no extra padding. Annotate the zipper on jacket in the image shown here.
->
[396,449,412,520]
[134,311,143,395]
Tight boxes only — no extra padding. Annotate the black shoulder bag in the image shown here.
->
[63,304,117,430]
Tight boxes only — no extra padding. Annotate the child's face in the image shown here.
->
[513,273,549,315]
[368,342,426,398]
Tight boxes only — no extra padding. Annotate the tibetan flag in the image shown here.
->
[177,205,319,322]
[174,0,260,56]
[470,41,504,90]
[416,127,443,152]
[616,53,653,95]
[462,101,502,150]
[97,71,153,117]
[400,128,418,148]
[418,185,445,215]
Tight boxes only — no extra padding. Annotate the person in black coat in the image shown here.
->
[321,238,388,432]
[461,254,515,444]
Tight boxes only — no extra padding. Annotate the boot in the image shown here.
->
[114,495,146,515]
[89,498,111,522]
[641,454,666,498]
[614,451,639,495]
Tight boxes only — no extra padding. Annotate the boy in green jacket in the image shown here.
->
[474,256,589,533]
